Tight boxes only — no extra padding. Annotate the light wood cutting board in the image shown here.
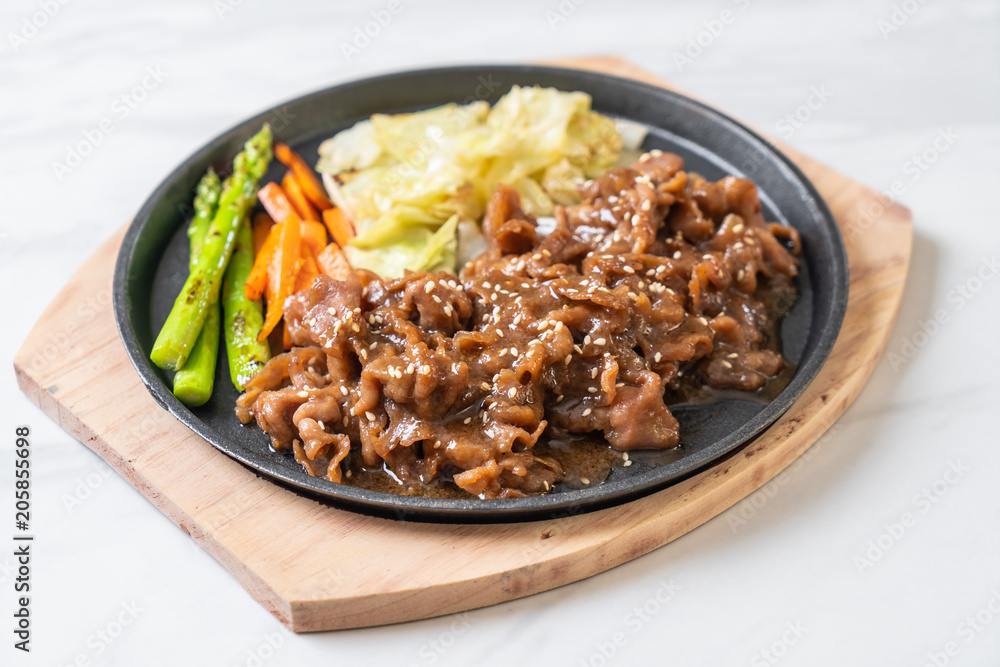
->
[13,56,912,632]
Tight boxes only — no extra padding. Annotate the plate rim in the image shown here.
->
[113,63,848,523]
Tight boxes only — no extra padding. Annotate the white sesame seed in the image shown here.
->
[673,251,681,259]
[340,386,348,396]
[654,352,662,362]
[463,417,472,424]
[481,382,491,391]
[594,338,607,346]
[623,265,635,274]
[624,459,633,467]
[590,368,599,379]
[582,408,592,416]
[588,387,598,393]
[509,347,518,356]
[508,387,517,399]
[297,391,309,398]
[584,335,592,345]
[365,411,376,421]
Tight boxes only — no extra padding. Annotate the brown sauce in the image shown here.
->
[236,150,801,499]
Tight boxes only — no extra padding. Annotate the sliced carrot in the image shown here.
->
[295,243,320,293]
[317,242,353,281]
[274,142,333,209]
[282,172,320,222]
[322,207,356,247]
[252,212,274,256]
[258,218,301,342]
[245,224,280,301]
[299,219,328,258]
[257,182,298,223]
[282,320,292,351]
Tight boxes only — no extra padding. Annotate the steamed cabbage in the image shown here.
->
[316,86,623,277]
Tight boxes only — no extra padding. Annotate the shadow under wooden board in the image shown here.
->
[14,56,912,632]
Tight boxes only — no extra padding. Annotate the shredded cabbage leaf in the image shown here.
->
[316,86,622,276]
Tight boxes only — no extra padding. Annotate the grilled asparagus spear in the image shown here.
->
[221,217,271,390]
[151,124,272,371]
[172,170,223,405]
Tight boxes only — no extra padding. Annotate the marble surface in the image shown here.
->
[3,0,999,664]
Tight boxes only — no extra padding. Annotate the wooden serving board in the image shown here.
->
[14,57,912,632]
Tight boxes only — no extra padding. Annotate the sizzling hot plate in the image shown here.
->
[113,65,848,522]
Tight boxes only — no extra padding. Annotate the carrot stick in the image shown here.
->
[282,172,320,222]
[317,242,353,281]
[258,218,300,342]
[295,243,320,293]
[257,182,298,223]
[299,219,328,258]
[252,212,274,256]
[274,142,333,209]
[245,224,279,301]
[321,207,355,247]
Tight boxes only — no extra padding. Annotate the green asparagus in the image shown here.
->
[222,217,271,390]
[150,124,273,371]
[186,169,222,263]
[172,170,223,406]
[173,303,221,405]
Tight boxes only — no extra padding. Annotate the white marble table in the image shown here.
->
[3,0,998,664]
